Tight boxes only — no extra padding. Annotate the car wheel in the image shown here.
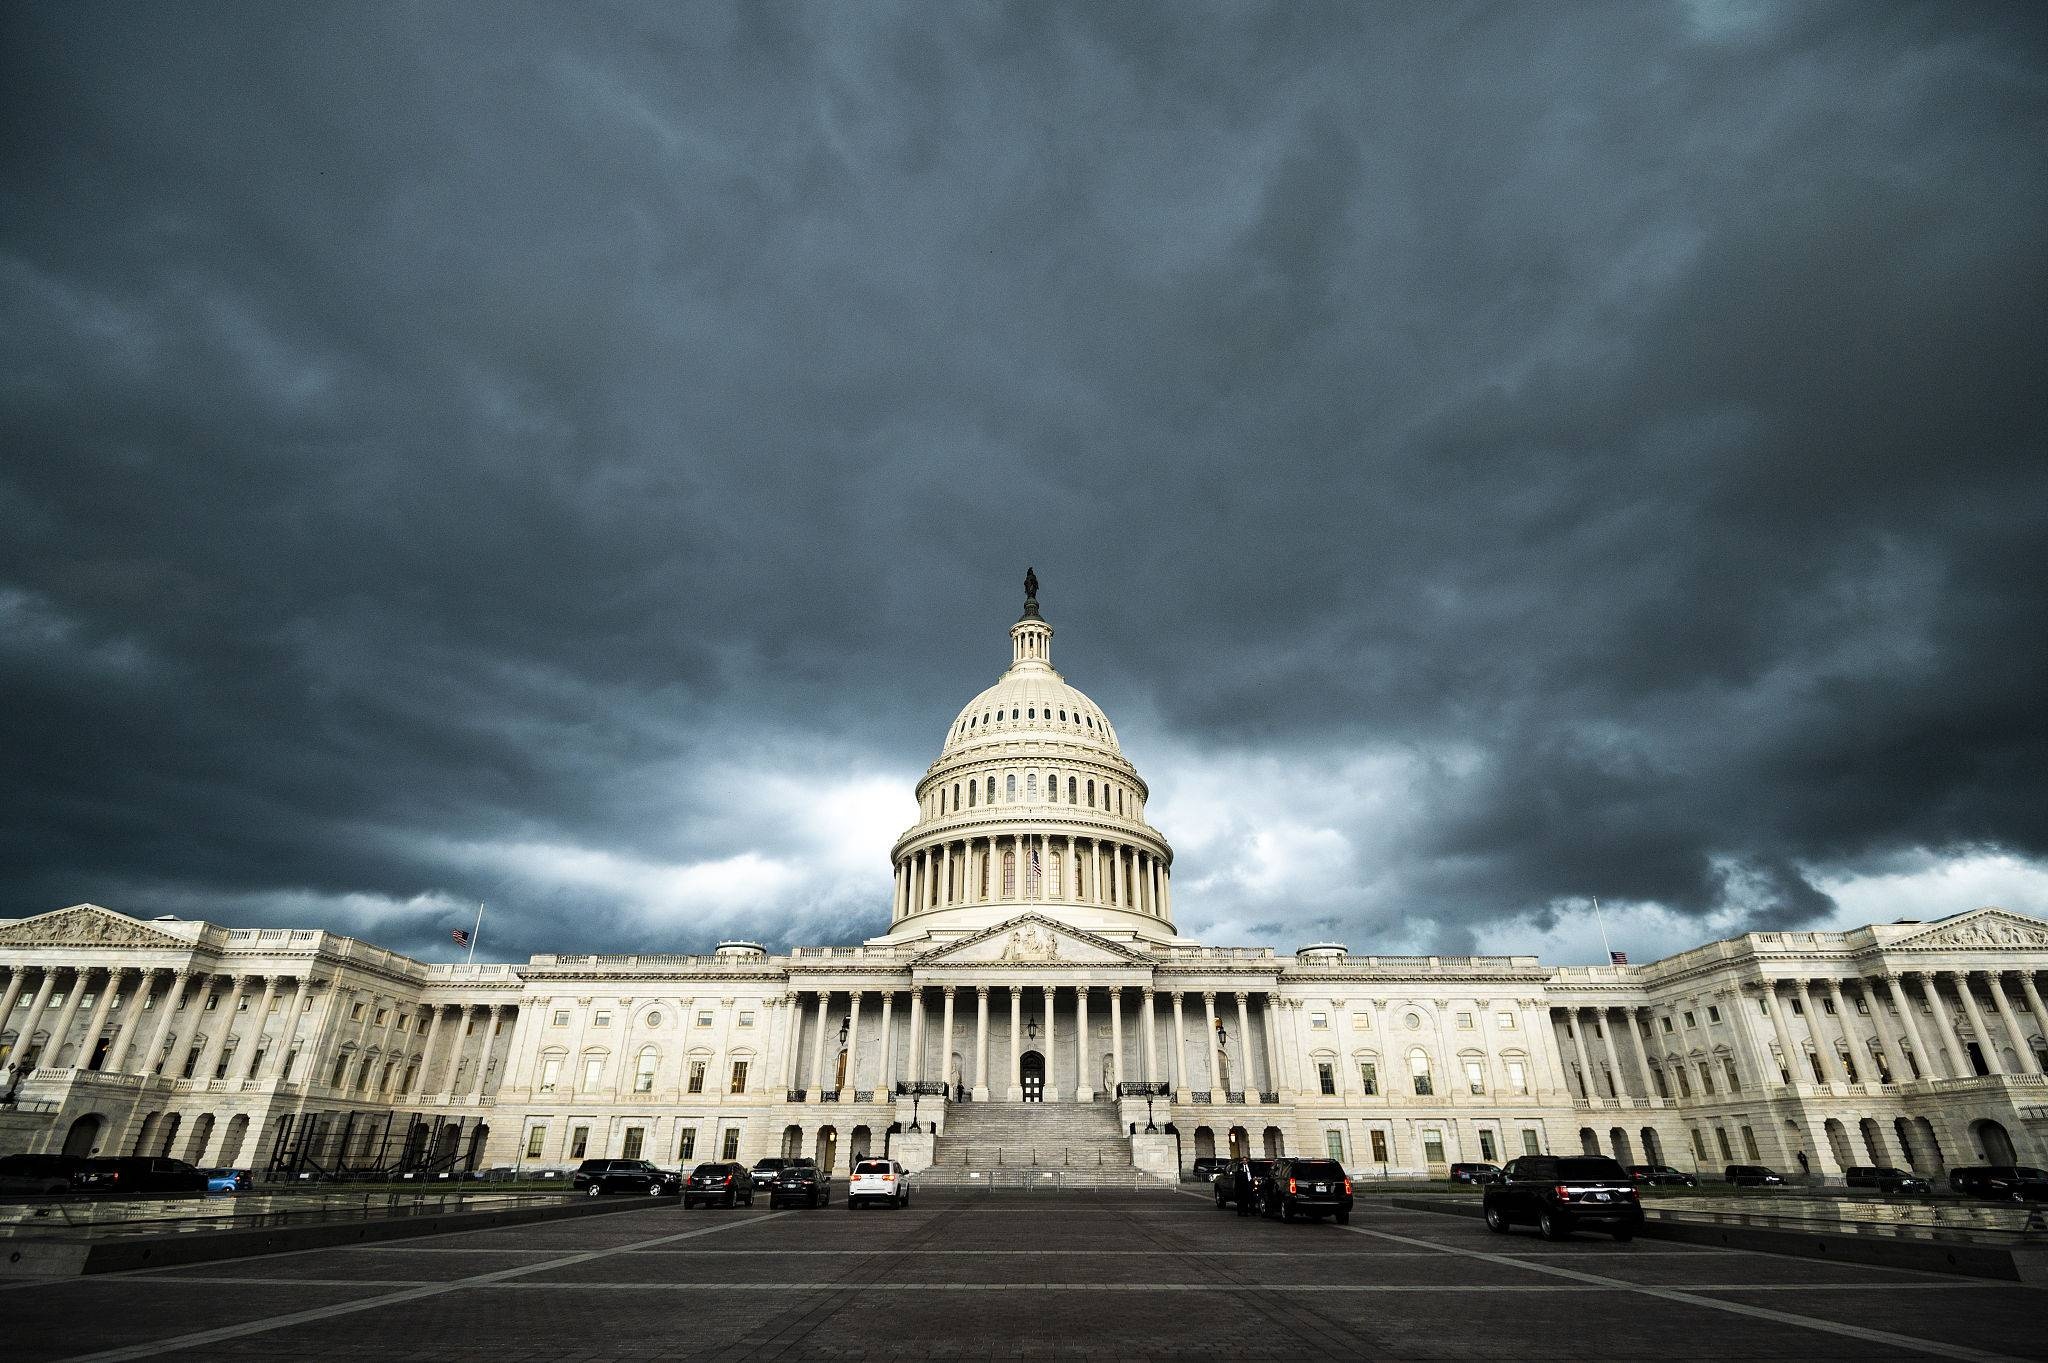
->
[724,1191,736,1208]
[646,1184,664,1196]
[1484,1204,1509,1233]
[1216,1187,1227,1209]
[1538,1209,1569,1240]
[586,1184,603,1197]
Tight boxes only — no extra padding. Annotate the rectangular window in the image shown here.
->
[375,1008,389,1025]
[348,1001,362,1020]
[1697,1062,1714,1095]
[1854,997,1869,1014]
[721,1128,741,1159]
[1675,1066,1693,1098]
[1741,1125,1760,1160]
[678,1127,697,1161]
[1310,1012,1327,1030]
[688,1060,706,1094]
[1353,1013,1373,1031]
[622,1127,645,1160]
[594,1011,613,1027]
[1714,1127,1733,1161]
[552,1009,570,1026]
[1522,1128,1542,1156]
[697,1012,714,1027]
[1479,1129,1498,1162]
[1496,1012,1516,1030]
[539,1057,562,1092]
[1758,997,1770,1016]
[1317,1062,1335,1095]
[1358,1062,1377,1095]
[583,1057,603,1090]
[182,1047,201,1079]
[1660,1016,1673,1033]
[738,1011,755,1027]
[1464,1060,1485,1095]
[1822,997,1836,1015]
[203,994,217,1012]
[1707,1005,1722,1023]
[525,1127,546,1158]
[570,1126,589,1159]
[729,1060,749,1093]
[1506,1060,1528,1094]
[1325,1129,1346,1161]
[1722,1058,1741,1092]
[1790,998,1803,1015]
[1369,1129,1388,1163]
[1682,1011,1695,1028]
[1456,1013,1474,1030]
[1422,1128,1446,1164]
[1689,1127,1707,1160]
[1904,1049,1921,1079]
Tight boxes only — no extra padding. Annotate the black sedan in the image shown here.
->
[1257,1157,1353,1224]
[683,1161,755,1208]
[769,1158,832,1207]
[71,1156,207,1195]
[1723,1164,1787,1187]
[1449,1162,1501,1185]
[571,1158,677,1197]
[1484,1155,1643,1240]
[1845,1165,1931,1196]
[1628,1164,1698,1188]
[1948,1166,2048,1202]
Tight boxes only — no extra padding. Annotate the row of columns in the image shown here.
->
[780,985,1280,1101]
[1752,970,2047,1086]
[893,835,1171,921]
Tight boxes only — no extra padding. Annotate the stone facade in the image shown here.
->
[4,588,2045,1180]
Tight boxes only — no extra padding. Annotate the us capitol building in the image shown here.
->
[4,579,2046,1184]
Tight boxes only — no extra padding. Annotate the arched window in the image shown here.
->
[1086,780,1095,806]
[1409,1049,1434,1097]
[1026,773,1038,799]
[1006,774,1017,800]
[1046,770,1058,800]
[1002,849,1016,897]
[986,776,995,802]
[978,852,990,897]
[968,782,976,808]
[1068,776,1077,802]
[634,1046,658,1094]
[1058,709,1066,721]
[952,783,960,811]
[1073,857,1084,897]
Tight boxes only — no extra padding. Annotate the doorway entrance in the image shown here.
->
[1021,1051,1045,1103]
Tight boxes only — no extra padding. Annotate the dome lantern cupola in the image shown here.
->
[1010,566,1053,668]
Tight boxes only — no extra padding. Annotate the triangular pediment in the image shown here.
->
[0,903,192,950]
[914,913,1143,967]
[1891,907,2048,951]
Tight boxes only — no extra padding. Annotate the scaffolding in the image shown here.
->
[267,1110,491,1180]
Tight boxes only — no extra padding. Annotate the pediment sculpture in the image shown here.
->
[0,905,187,950]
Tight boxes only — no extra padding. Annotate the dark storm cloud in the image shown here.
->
[3,2,2044,962]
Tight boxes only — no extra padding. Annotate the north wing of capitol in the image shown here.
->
[4,582,2046,1182]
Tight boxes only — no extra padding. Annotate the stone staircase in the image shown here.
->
[919,1101,1138,1186]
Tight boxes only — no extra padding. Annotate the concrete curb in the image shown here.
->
[1388,1195,2047,1284]
[1,1192,676,1278]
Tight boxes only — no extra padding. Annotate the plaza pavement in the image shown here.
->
[3,1190,2041,1361]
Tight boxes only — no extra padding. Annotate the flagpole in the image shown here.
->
[1591,895,1619,965]
[467,901,485,966]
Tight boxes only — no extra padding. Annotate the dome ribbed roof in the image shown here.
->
[942,671,1122,758]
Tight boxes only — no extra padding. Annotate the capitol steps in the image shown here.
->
[924,1100,1139,1179]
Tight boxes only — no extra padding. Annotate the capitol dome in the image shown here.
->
[875,572,1177,943]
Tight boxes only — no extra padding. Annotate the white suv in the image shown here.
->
[847,1158,911,1209]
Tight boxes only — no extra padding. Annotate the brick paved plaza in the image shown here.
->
[5,1192,2040,1362]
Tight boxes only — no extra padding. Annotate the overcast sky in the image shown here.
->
[3,3,2045,966]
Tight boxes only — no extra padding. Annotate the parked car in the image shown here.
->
[768,1158,831,1208]
[1844,1165,1931,1196]
[1448,1162,1501,1185]
[1723,1164,1787,1187]
[1485,1155,1643,1240]
[847,1158,910,1209]
[1212,1158,1275,1208]
[203,1167,253,1194]
[1257,1157,1353,1224]
[0,1153,86,1195]
[750,1157,791,1193]
[71,1157,207,1195]
[1188,1156,1233,1184]
[683,1161,754,1208]
[1627,1164,1698,1188]
[571,1158,677,1197]
[1948,1166,2048,1203]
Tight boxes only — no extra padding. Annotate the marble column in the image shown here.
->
[1263,994,1286,1095]
[1169,992,1188,1097]
[12,970,60,1065]
[104,968,161,1073]
[1565,1008,1596,1101]
[1008,986,1023,1100]
[908,988,926,1083]
[940,986,957,1093]
[1953,972,2002,1075]
[43,969,93,1068]
[76,969,123,1070]
[1880,974,1935,1081]
[879,991,897,1095]
[2018,974,2048,1071]
[406,1004,444,1098]
[845,991,863,1094]
[240,975,282,1080]
[1918,972,1971,1076]
[136,971,196,1077]
[1234,992,1256,1099]
[194,976,253,1083]
[1201,992,1221,1092]
[1596,1008,1625,1100]
[0,969,27,1053]
[1141,988,1160,1083]
[1823,979,1860,1082]
[1074,987,1091,1100]
[811,991,833,1097]
[469,1005,508,1101]
[1041,986,1058,1101]
[1627,1009,1658,1097]
[1794,980,1844,1084]
[973,986,990,1101]
[1108,987,1125,1091]
[1987,974,2040,1076]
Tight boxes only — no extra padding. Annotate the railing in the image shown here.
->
[786,1089,806,1102]
[820,1090,839,1102]
[895,1080,948,1096]
[1258,1090,1278,1103]
[853,1090,875,1103]
[1116,1081,1170,1097]
[1224,1090,1246,1104]
[1190,1090,1212,1104]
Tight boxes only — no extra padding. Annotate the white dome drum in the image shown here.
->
[875,572,1177,944]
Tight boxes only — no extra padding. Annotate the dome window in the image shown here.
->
[1086,779,1095,807]
[1026,773,1038,799]
[967,782,976,808]
[1067,776,1077,802]
[1006,774,1017,801]
[986,776,996,802]
[1058,709,1066,721]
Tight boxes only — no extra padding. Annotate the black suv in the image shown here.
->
[0,1153,86,1195]
[1212,1158,1274,1209]
[1948,1166,2048,1202]
[769,1158,831,1208]
[1627,1164,1698,1188]
[1188,1156,1232,1184]
[1258,1157,1353,1223]
[1844,1165,1931,1196]
[1723,1164,1786,1187]
[1484,1155,1643,1240]
[71,1157,208,1195]
[751,1157,791,1193]
[683,1161,754,1208]
[571,1158,676,1197]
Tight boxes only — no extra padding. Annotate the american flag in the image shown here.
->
[452,928,471,947]
[1609,950,1629,965]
